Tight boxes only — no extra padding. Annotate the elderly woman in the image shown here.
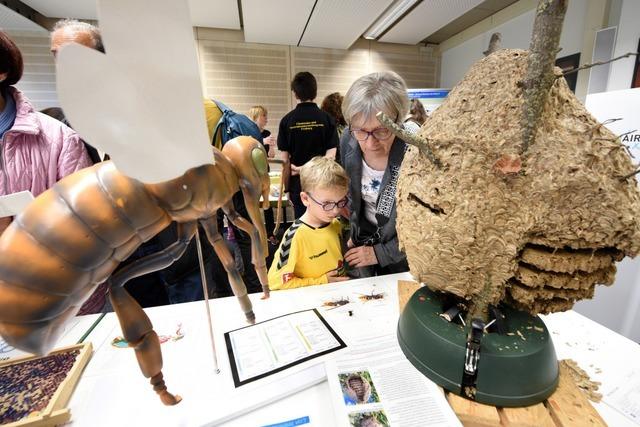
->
[340,71,410,277]
[0,31,91,235]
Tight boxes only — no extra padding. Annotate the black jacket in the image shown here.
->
[155,220,218,285]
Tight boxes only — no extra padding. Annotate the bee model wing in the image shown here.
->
[56,0,212,183]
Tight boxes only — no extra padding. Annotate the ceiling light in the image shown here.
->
[363,0,420,40]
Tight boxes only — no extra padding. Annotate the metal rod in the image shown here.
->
[196,230,220,374]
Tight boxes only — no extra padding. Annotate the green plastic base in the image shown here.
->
[398,286,559,407]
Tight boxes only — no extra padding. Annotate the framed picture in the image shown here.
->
[632,38,640,88]
[555,53,581,93]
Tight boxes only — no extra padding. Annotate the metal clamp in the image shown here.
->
[461,318,485,399]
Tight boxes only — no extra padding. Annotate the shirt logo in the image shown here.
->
[291,121,324,131]
[309,249,328,260]
[282,273,295,283]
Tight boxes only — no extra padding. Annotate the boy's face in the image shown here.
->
[301,186,348,224]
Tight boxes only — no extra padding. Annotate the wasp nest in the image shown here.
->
[344,374,372,404]
[396,49,640,315]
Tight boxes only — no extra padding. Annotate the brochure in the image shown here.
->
[326,331,461,427]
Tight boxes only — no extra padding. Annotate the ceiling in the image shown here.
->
[380,0,484,45]
[0,3,45,31]
[20,0,241,30]
[8,0,519,48]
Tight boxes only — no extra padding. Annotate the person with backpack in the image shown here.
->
[248,105,276,158]
[278,72,339,219]
[207,99,269,296]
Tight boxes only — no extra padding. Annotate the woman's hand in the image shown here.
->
[345,245,378,268]
[263,135,276,146]
[264,135,276,158]
[327,269,349,282]
[290,164,301,176]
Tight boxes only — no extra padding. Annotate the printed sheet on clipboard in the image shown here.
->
[225,309,346,387]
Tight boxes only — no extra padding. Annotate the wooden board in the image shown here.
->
[396,281,607,427]
[0,342,92,427]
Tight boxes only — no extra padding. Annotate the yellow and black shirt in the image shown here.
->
[268,219,344,290]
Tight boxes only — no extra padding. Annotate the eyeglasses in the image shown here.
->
[350,127,392,142]
[307,193,348,211]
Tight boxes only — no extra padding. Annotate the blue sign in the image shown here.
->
[407,89,450,99]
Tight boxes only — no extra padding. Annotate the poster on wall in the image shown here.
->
[407,88,450,115]
[585,87,640,176]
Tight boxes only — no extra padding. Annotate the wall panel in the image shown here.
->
[198,40,291,138]
[8,30,58,111]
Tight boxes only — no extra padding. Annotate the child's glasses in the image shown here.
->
[307,193,349,211]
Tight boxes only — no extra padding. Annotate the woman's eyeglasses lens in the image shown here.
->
[351,128,391,141]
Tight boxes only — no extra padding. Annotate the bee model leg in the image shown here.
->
[199,215,255,324]
[235,179,270,298]
[107,221,197,406]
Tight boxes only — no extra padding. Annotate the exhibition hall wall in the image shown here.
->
[440,0,588,95]
[607,0,640,91]
[196,28,438,141]
[7,27,439,143]
[439,0,640,102]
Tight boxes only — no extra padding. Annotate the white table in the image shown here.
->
[66,273,639,426]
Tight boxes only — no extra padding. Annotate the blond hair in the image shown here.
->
[300,157,349,193]
[248,105,267,121]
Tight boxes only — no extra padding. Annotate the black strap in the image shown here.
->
[211,99,229,147]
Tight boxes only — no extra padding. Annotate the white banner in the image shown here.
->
[585,88,640,161]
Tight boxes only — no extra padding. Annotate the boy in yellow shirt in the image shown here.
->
[268,157,350,289]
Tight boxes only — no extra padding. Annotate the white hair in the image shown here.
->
[342,71,409,125]
[52,19,104,53]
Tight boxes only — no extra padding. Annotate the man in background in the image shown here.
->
[50,19,104,164]
[278,72,338,218]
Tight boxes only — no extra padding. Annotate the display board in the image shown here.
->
[578,87,640,344]
[407,88,451,114]
[585,88,640,161]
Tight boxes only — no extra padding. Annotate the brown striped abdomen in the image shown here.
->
[0,161,171,354]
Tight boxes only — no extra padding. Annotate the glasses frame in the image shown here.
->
[350,127,393,142]
[306,193,349,211]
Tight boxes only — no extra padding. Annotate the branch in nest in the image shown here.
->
[521,0,569,155]
[376,111,442,168]
[561,52,639,77]
[587,117,623,138]
[601,118,624,126]
[621,167,640,181]
[483,32,502,56]
[593,137,618,144]
[593,129,637,158]
[594,129,637,142]
[618,129,638,138]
